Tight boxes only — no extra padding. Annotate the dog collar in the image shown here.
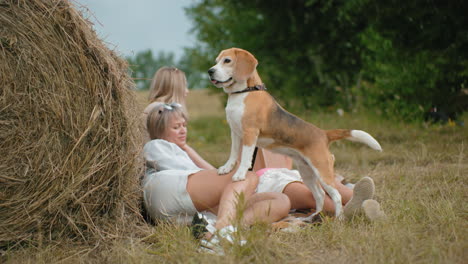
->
[231,84,267,94]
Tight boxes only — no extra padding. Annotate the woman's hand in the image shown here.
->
[182,144,215,170]
[178,142,189,151]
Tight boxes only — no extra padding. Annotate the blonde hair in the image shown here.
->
[147,102,188,140]
[148,66,188,107]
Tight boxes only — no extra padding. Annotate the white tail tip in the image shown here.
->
[348,130,382,151]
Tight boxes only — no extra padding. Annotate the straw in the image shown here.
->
[0,0,145,247]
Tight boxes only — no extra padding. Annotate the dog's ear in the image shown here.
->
[234,49,258,81]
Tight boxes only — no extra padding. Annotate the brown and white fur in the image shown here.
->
[208,48,382,220]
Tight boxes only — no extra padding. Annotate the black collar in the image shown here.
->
[231,84,267,94]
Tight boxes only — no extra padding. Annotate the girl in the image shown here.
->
[143,66,189,120]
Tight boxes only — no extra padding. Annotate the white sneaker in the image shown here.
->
[198,225,246,255]
[217,225,247,246]
[362,199,386,221]
[343,177,375,219]
[199,236,225,255]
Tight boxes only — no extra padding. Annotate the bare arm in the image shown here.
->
[180,144,215,170]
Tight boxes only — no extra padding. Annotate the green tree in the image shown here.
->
[126,49,209,90]
[185,0,468,120]
[359,0,468,120]
[126,50,176,90]
[177,47,211,89]
[185,0,370,110]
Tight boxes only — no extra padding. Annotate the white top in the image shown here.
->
[144,139,200,171]
[143,139,202,185]
[142,139,202,223]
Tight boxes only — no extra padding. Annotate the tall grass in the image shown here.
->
[3,89,467,263]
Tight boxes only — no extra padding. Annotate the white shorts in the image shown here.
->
[143,169,201,224]
[257,168,303,193]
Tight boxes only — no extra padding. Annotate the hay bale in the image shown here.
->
[0,0,143,247]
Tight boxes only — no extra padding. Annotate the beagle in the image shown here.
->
[208,48,382,220]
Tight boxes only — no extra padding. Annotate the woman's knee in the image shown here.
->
[245,171,259,186]
[277,193,292,216]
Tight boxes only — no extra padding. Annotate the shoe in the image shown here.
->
[199,236,225,255]
[191,212,208,239]
[198,225,246,255]
[217,225,247,246]
[362,199,386,221]
[343,177,375,219]
[191,212,216,239]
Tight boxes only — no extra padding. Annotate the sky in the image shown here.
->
[74,0,196,59]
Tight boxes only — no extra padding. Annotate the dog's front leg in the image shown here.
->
[218,130,241,175]
[231,129,258,181]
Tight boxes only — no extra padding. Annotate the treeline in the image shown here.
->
[126,49,206,90]
[128,0,468,121]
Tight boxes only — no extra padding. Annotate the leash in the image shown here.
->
[248,147,259,171]
[231,84,267,94]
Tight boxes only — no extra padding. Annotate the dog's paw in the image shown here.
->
[218,162,235,174]
[298,213,322,224]
[231,171,246,182]
[336,213,345,221]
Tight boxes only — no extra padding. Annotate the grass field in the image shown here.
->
[4,89,467,263]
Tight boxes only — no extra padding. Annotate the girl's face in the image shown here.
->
[162,114,187,147]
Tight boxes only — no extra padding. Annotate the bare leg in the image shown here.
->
[335,179,353,204]
[282,178,353,213]
[214,172,259,229]
[187,169,264,229]
[186,168,237,212]
[240,192,290,226]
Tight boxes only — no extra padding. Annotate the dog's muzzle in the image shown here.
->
[208,68,232,85]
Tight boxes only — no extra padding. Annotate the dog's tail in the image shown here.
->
[326,129,382,151]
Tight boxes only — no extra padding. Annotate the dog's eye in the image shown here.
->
[224,58,231,63]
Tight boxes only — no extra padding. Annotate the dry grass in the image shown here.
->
[4,88,467,263]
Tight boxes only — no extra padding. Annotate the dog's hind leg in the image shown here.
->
[295,159,326,222]
[304,152,344,219]
[318,178,343,219]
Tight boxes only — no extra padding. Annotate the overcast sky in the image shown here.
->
[74,0,196,59]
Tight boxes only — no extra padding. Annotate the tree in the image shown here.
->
[359,0,468,120]
[185,0,370,110]
[126,50,176,90]
[126,49,210,90]
[185,0,468,120]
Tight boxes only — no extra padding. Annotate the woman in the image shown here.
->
[143,102,291,237]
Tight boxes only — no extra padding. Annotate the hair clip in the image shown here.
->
[169,102,182,108]
[163,102,182,110]
[157,102,181,113]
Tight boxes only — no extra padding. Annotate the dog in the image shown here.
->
[208,48,382,220]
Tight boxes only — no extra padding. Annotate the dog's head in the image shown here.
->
[208,48,260,93]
